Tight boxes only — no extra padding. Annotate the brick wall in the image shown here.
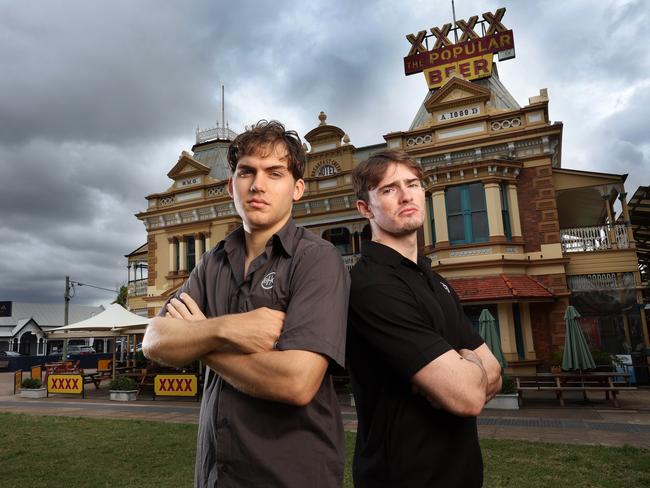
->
[517,164,561,253]
[147,234,157,286]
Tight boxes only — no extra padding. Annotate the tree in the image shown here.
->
[112,285,128,308]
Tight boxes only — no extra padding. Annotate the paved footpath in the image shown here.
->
[2,372,649,449]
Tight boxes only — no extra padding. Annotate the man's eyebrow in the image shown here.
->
[265,164,288,172]
[376,177,420,191]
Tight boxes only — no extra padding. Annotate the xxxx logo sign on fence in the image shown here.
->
[48,374,83,394]
[154,374,198,397]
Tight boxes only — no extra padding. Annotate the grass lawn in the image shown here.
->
[1,413,648,487]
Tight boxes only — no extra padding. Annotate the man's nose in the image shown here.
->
[399,185,414,202]
[250,173,266,192]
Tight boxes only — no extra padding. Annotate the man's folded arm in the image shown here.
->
[411,348,487,417]
[143,302,285,368]
[350,283,487,417]
[202,349,329,406]
[473,343,502,401]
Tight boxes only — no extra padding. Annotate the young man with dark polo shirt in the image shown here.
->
[347,150,502,488]
[142,120,349,487]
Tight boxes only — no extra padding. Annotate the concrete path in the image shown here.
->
[3,372,649,449]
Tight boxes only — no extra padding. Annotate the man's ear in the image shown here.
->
[293,178,305,201]
[356,199,373,219]
[227,177,234,199]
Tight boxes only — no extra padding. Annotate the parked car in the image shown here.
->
[72,345,96,355]
[0,350,21,368]
[50,345,96,359]
[1,351,21,357]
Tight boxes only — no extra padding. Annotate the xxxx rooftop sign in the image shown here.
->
[404,7,515,89]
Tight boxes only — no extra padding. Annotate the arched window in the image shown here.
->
[317,164,337,177]
[322,227,351,254]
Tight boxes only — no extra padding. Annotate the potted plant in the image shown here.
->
[549,350,563,373]
[20,378,47,399]
[485,375,519,410]
[591,349,620,372]
[109,376,138,401]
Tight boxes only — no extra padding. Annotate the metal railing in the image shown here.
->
[560,224,630,253]
[128,279,148,297]
[342,254,360,271]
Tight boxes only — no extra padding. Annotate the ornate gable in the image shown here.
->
[425,75,491,113]
[167,151,211,180]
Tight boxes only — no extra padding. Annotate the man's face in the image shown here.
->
[357,162,425,237]
[228,143,304,233]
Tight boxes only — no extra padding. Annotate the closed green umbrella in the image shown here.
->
[478,309,506,368]
[561,306,596,371]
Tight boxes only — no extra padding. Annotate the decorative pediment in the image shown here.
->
[424,76,491,113]
[167,151,211,180]
[304,112,347,152]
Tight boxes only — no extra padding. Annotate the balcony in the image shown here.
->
[342,254,360,271]
[560,224,630,253]
[127,279,148,297]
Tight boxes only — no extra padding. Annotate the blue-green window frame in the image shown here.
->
[445,183,489,245]
[427,195,436,245]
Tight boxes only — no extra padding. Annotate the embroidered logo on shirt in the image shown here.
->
[441,282,451,294]
[261,272,276,290]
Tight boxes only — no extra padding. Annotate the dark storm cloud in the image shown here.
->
[0,0,648,305]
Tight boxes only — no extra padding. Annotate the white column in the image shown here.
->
[205,234,211,252]
[507,183,522,238]
[178,237,187,272]
[195,233,205,257]
[431,190,449,245]
[484,182,504,238]
[497,303,519,362]
[168,237,176,273]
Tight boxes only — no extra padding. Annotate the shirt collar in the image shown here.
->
[221,218,296,258]
[361,240,430,271]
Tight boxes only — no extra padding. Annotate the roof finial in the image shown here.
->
[318,111,327,126]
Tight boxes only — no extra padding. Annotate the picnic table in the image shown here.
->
[514,372,635,408]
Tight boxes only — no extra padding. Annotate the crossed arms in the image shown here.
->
[350,283,501,418]
[142,296,328,406]
[142,245,348,407]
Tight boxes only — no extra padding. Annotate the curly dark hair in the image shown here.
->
[352,150,423,202]
[227,120,306,180]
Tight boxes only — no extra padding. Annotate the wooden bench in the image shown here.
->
[514,372,635,408]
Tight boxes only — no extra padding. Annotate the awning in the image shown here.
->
[447,274,554,303]
[45,303,149,339]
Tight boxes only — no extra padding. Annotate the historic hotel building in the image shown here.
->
[127,38,646,375]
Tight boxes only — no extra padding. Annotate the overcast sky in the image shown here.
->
[1,0,648,307]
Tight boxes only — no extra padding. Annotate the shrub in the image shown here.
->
[21,378,42,389]
[110,376,136,391]
[500,375,517,394]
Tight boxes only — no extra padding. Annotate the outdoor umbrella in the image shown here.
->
[561,305,596,371]
[478,309,507,368]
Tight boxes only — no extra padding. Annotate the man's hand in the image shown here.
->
[165,293,207,321]
[167,293,286,354]
[222,307,286,353]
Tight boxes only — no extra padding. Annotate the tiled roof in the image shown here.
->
[447,274,554,302]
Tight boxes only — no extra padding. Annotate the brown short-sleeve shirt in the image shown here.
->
[161,219,349,487]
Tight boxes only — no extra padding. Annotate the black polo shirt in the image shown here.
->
[163,219,349,487]
[347,241,485,488]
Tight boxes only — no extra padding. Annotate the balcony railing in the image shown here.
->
[342,254,360,271]
[560,224,629,253]
[127,279,148,297]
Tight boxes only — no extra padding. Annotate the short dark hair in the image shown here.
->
[352,150,423,202]
[227,120,306,180]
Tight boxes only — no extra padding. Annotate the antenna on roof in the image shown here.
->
[221,85,225,130]
[451,0,458,43]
